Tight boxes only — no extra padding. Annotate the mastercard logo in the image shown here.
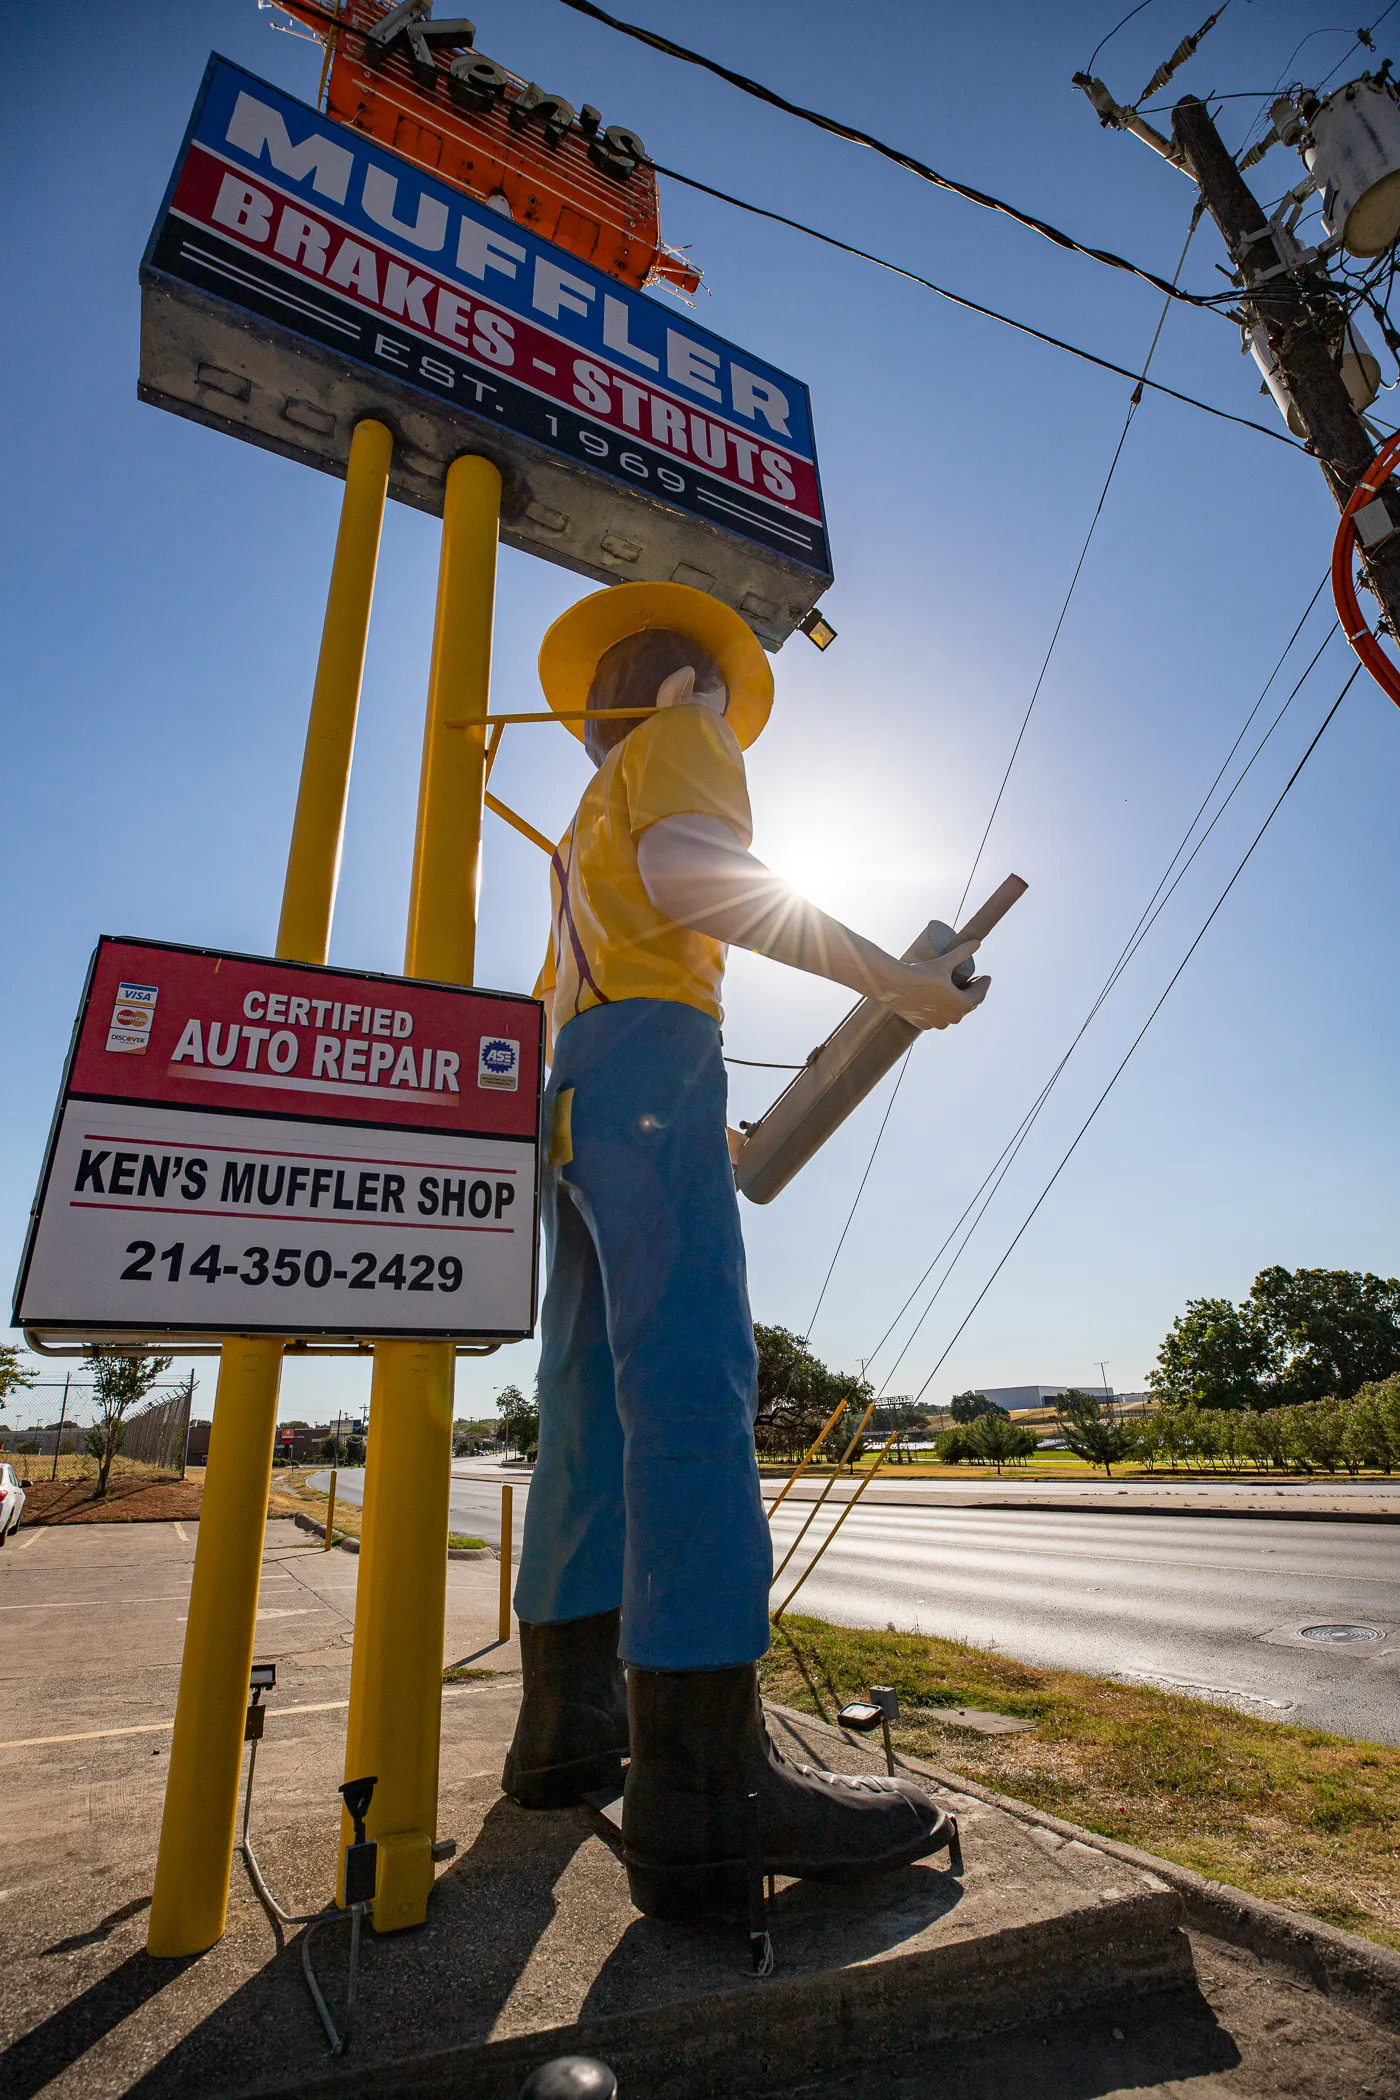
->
[113,1008,152,1028]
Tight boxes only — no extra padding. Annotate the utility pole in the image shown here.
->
[1169,94,1400,631]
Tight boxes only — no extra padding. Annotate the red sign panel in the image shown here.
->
[14,939,543,1350]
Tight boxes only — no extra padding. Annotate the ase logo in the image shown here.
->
[477,1037,520,1092]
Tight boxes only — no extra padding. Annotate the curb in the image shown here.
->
[771,1702,1400,2034]
[286,1510,496,1559]
[289,1511,358,1553]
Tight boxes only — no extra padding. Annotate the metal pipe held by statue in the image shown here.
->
[733,875,1027,1206]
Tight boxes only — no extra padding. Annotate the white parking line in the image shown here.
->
[0,1682,508,1754]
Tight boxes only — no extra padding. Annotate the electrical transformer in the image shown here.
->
[1302,75,1400,257]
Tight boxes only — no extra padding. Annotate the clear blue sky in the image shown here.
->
[5,0,1399,1426]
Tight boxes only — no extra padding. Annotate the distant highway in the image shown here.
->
[313,1465,1400,1743]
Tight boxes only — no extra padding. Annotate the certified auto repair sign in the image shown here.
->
[14,939,543,1348]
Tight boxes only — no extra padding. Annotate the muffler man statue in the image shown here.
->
[507,582,988,1919]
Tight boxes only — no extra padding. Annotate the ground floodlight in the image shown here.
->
[838,1701,884,1733]
[518,2058,618,2100]
[250,1662,277,1692]
[339,1774,378,1843]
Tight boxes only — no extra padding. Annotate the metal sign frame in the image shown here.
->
[139,55,833,645]
[13,937,544,1356]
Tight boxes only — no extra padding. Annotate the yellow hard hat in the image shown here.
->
[538,581,775,749]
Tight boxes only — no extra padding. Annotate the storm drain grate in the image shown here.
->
[1298,1623,1386,1644]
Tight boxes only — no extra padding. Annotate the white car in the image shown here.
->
[0,1463,28,1543]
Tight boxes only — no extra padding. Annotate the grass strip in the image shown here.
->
[267,1468,363,1541]
[760,1613,1400,1952]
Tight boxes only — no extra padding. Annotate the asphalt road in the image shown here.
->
[314,1467,1400,1743]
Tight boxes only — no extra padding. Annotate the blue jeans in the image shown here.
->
[513,999,772,1669]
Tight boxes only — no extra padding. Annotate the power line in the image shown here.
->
[650,160,1302,450]
[904,663,1359,1407]
[858,588,1335,1390]
[789,211,1208,1361]
[954,211,1202,925]
[1087,1,1161,77]
[553,0,1231,308]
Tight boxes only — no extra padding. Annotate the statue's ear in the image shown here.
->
[656,666,696,710]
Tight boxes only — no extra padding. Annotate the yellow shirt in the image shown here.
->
[540,703,753,1033]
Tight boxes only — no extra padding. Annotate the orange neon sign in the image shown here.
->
[270,0,701,295]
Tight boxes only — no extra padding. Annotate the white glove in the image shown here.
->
[882,942,988,1030]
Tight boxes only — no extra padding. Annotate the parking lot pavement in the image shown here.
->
[0,1518,520,1897]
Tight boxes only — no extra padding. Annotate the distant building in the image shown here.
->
[976,1385,1113,1413]
[276,1421,366,1461]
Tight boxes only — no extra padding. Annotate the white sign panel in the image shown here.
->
[14,939,544,1350]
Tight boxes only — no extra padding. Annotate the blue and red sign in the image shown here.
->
[143,56,829,577]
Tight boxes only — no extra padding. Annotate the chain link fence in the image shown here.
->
[0,1373,197,1478]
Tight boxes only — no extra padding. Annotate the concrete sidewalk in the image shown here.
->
[2,1521,1397,2098]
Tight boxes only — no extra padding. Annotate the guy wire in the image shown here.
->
[902,663,1360,1409]
[794,212,1206,1365]
[864,607,1339,1393]
[773,654,1358,1608]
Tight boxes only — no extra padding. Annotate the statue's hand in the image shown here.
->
[884,941,988,1030]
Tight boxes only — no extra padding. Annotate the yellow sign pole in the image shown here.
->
[498,1482,514,1642]
[148,419,393,1957]
[340,452,501,1933]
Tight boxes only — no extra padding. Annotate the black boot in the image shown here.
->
[621,1664,957,1920]
[502,1608,630,1810]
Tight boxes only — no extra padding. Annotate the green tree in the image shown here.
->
[498,1384,539,1462]
[1247,1266,1400,1405]
[1149,1297,1276,1411]
[1150,1268,1400,1413]
[344,1434,366,1466]
[950,1391,1007,1425]
[753,1325,865,1463]
[966,1412,1037,1473]
[934,1426,971,1464]
[1055,1389,1134,1477]
[85,1352,173,1496]
[0,1345,35,1411]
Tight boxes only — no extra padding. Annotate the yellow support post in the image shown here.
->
[148,419,393,1957]
[498,1482,514,1642]
[277,419,397,961]
[342,453,502,1933]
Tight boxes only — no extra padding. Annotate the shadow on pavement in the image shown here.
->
[0,1948,195,2100]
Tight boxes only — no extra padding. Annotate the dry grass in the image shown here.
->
[22,1470,202,1525]
[10,1453,180,1488]
[761,1614,1400,1952]
[267,1466,363,1542]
